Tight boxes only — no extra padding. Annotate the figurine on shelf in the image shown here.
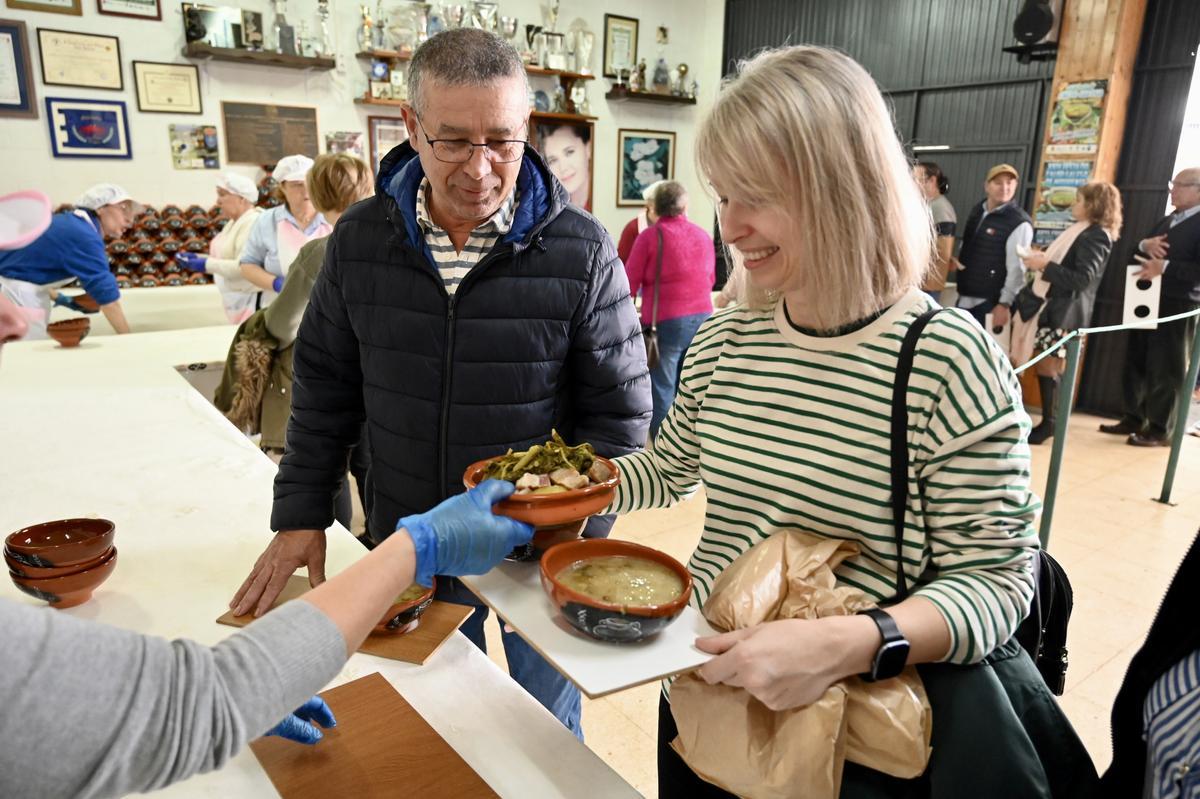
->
[357,5,374,52]
[627,66,640,92]
[551,84,567,114]
[570,82,589,116]
[428,6,446,36]
[689,78,699,99]
[272,0,294,55]
[675,62,690,95]
[316,0,333,57]
[542,0,559,33]
[445,4,467,29]
[652,56,670,93]
[574,29,594,75]
[373,0,387,51]
[471,2,498,32]
[636,58,648,91]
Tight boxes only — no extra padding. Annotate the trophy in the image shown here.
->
[273,0,296,55]
[574,30,594,75]
[357,4,374,52]
[544,32,566,70]
[524,24,542,63]
[675,62,689,95]
[542,0,559,33]
[316,0,333,57]
[412,2,432,45]
[373,0,387,50]
[471,2,498,31]
[444,4,467,28]
[499,15,520,48]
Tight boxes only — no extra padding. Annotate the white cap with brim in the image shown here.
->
[272,154,315,184]
[217,172,259,203]
[75,183,140,211]
[0,190,52,250]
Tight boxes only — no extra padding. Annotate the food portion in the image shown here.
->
[483,430,614,495]
[395,584,429,604]
[556,556,684,607]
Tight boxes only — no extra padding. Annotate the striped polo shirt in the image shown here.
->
[609,289,1040,666]
[415,178,516,294]
[1143,649,1200,799]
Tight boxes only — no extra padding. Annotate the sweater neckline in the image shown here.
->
[774,289,927,351]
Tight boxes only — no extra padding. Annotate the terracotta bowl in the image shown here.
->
[4,545,111,578]
[539,539,693,643]
[5,518,116,568]
[47,318,90,348]
[72,293,100,312]
[373,579,436,636]
[9,546,118,608]
[462,455,620,561]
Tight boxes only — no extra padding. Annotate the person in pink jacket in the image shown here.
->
[624,181,715,438]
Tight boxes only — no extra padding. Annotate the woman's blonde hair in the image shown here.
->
[696,46,933,328]
[306,153,374,215]
[1077,181,1122,240]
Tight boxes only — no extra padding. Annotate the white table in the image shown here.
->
[0,328,641,799]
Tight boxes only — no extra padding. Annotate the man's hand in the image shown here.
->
[230,529,327,617]
[1134,254,1166,279]
[991,304,1011,330]
[1141,235,1169,259]
[951,257,965,271]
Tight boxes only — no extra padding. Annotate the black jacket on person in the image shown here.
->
[1039,223,1112,332]
[1144,211,1200,303]
[270,142,652,542]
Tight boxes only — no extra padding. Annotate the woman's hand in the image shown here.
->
[695,616,878,711]
[1022,250,1050,271]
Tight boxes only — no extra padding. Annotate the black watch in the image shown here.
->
[860,608,910,682]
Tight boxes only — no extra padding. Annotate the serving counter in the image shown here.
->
[0,327,642,799]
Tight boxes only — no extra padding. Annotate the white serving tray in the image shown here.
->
[461,560,718,698]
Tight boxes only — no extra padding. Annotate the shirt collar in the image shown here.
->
[277,205,327,236]
[416,178,517,236]
[1173,204,1200,225]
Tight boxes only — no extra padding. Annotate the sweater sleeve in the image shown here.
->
[0,598,345,799]
[264,239,325,346]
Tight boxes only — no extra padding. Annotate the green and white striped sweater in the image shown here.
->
[609,289,1040,664]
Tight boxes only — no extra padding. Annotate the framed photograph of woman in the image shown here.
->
[534,119,593,212]
[367,115,408,175]
[0,18,38,118]
[616,129,674,207]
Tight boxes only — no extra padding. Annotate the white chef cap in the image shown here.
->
[76,183,139,211]
[216,172,259,202]
[272,154,315,184]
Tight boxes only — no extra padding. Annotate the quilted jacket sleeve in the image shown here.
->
[270,233,366,532]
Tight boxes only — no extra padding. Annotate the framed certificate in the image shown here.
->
[37,28,122,91]
[97,0,160,20]
[133,61,201,114]
[5,0,81,15]
[0,18,37,118]
[45,96,132,159]
[368,115,408,176]
[602,14,638,78]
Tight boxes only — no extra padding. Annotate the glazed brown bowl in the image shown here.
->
[462,455,620,560]
[373,579,436,636]
[71,293,100,312]
[4,545,111,578]
[539,539,693,643]
[47,318,90,348]
[5,518,116,568]
[9,546,118,608]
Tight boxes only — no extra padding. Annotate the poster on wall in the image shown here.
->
[37,28,122,90]
[1046,80,1106,155]
[222,101,318,165]
[1034,159,1093,245]
[169,123,218,169]
[325,130,365,159]
[0,18,37,118]
[45,96,131,159]
[534,120,592,212]
[368,115,407,174]
[616,128,674,207]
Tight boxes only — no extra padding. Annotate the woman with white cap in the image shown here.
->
[0,183,135,339]
[175,173,265,323]
[238,155,331,308]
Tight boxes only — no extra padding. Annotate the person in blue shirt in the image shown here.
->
[0,183,134,339]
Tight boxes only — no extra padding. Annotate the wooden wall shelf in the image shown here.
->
[355,50,595,83]
[357,49,413,61]
[183,41,335,70]
[530,111,597,123]
[605,86,696,106]
[355,96,406,107]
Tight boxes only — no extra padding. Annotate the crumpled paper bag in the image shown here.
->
[669,529,932,799]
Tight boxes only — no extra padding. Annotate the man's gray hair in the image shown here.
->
[408,28,529,114]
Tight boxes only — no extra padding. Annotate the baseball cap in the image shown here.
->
[272,154,315,184]
[986,164,1020,183]
[217,172,259,202]
[76,183,141,212]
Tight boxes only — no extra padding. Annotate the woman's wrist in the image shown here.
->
[822,614,883,679]
[376,528,418,587]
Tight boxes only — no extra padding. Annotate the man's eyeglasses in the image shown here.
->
[1168,180,1200,190]
[416,114,526,164]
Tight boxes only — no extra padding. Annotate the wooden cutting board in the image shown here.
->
[250,672,499,798]
[217,575,472,665]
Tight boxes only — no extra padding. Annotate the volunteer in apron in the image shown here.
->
[175,173,264,323]
[0,183,135,340]
[238,155,330,308]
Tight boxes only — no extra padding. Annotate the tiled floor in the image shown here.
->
[481,412,1200,797]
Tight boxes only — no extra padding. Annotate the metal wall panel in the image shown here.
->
[1136,0,1200,68]
[915,81,1044,146]
[886,92,919,141]
[920,0,1055,87]
[915,148,1029,239]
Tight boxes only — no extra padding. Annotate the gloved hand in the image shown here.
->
[399,480,534,587]
[175,252,208,273]
[52,294,85,313]
[265,696,336,745]
[272,275,284,293]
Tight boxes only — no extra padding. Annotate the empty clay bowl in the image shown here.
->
[9,546,118,608]
[71,293,100,312]
[5,518,116,568]
[46,318,90,348]
[4,545,110,578]
[540,539,692,643]
[462,455,620,561]
[373,579,436,636]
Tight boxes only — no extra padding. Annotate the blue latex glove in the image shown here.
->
[52,294,85,313]
[272,275,284,292]
[175,252,208,273]
[265,696,336,745]
[399,480,534,587]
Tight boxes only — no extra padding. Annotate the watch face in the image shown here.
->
[874,639,911,680]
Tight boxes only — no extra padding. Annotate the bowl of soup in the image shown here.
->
[373,579,436,636]
[539,539,692,643]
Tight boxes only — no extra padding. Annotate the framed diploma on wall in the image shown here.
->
[5,0,81,15]
[37,28,122,91]
[133,61,201,114]
[45,96,132,159]
[0,18,37,118]
[97,0,161,20]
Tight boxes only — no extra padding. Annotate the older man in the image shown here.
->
[954,164,1034,329]
[1100,168,1200,446]
[230,29,651,738]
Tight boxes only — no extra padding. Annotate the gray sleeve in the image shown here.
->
[1001,222,1033,305]
[265,240,326,346]
[0,598,346,799]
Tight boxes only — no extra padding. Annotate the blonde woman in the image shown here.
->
[605,47,1094,796]
[1018,182,1121,444]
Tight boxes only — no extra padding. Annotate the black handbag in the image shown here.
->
[1013,284,1046,323]
[641,227,663,370]
[891,309,1072,695]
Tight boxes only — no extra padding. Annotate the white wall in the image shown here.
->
[1,0,726,238]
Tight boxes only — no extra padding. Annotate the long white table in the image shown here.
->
[0,327,642,799]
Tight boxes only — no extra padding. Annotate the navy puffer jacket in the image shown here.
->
[271,141,652,542]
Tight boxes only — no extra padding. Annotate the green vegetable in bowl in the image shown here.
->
[483,430,596,482]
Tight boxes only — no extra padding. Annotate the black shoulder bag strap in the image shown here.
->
[650,226,663,334]
[890,308,942,602]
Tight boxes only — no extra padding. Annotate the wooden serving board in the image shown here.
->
[249,672,499,798]
[217,575,472,665]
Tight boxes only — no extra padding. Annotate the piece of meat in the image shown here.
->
[587,462,613,483]
[549,468,589,490]
[514,473,548,491]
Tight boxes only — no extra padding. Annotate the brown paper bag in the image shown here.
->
[668,529,931,798]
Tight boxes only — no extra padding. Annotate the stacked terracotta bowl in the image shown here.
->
[5,519,117,608]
